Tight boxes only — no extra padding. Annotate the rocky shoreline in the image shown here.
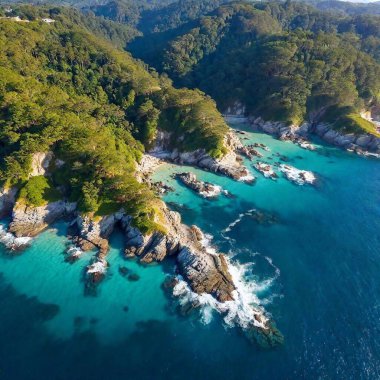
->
[0,126,284,347]
[149,130,254,182]
[247,116,380,158]
[0,189,282,347]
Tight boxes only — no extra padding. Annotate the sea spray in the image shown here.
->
[65,245,84,262]
[172,233,278,331]
[0,225,32,250]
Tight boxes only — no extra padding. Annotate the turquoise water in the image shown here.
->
[1,126,380,379]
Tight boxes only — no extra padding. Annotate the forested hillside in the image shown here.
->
[128,1,380,132]
[0,7,228,231]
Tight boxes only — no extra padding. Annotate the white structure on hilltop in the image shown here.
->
[42,18,55,23]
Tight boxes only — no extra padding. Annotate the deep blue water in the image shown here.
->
[0,126,380,379]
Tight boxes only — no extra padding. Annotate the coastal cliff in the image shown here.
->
[9,201,77,237]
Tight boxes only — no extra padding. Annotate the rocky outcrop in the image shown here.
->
[151,131,254,182]
[71,214,115,257]
[249,116,380,157]
[68,202,237,301]
[177,246,235,302]
[2,195,282,346]
[238,145,263,159]
[30,152,53,177]
[249,117,310,141]
[176,172,224,198]
[0,186,17,218]
[313,123,380,156]
[8,201,76,237]
[135,154,163,182]
[279,164,316,186]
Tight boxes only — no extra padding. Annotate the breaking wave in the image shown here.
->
[221,208,258,235]
[0,225,32,250]
[173,234,280,330]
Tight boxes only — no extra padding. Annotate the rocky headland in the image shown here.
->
[0,188,282,346]
[0,131,282,347]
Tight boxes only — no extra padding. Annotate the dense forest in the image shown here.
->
[125,0,380,131]
[0,6,228,231]
[1,0,380,230]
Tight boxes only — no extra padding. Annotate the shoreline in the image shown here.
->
[224,115,380,159]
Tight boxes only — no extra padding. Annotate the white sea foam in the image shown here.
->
[279,164,316,185]
[174,234,279,330]
[222,209,257,234]
[87,259,107,274]
[199,184,223,198]
[0,225,32,250]
[66,246,83,259]
[238,173,255,183]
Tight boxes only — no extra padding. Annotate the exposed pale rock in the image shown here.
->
[30,152,53,177]
[280,164,316,185]
[9,201,76,237]
[135,154,163,182]
[250,116,380,156]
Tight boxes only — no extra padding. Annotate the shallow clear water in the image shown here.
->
[1,125,380,379]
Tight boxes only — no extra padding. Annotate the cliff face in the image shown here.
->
[9,201,77,237]
[30,152,54,177]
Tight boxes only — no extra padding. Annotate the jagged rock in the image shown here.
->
[250,116,380,156]
[5,194,282,345]
[72,215,113,257]
[85,258,108,295]
[176,172,224,198]
[177,247,235,302]
[355,135,372,147]
[9,201,76,237]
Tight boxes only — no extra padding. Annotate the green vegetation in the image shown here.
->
[0,6,229,232]
[323,106,380,137]
[18,176,61,207]
[129,1,380,134]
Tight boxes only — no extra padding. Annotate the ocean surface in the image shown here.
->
[1,124,380,379]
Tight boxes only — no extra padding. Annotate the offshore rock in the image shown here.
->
[177,246,235,302]
[176,172,224,198]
